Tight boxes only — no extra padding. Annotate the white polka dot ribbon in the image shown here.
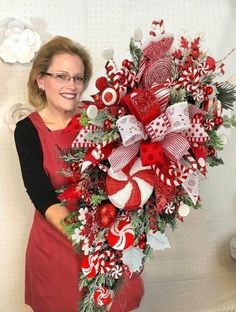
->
[145,101,190,143]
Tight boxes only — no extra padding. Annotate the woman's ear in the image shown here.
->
[36,75,45,91]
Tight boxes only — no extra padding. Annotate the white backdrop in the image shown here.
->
[0,1,236,311]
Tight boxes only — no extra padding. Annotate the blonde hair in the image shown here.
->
[28,36,93,109]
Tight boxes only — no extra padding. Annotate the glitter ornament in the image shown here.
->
[95,203,118,228]
[96,76,108,91]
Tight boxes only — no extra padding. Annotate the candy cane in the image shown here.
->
[97,250,116,274]
[183,153,198,171]
[92,134,119,161]
[137,55,147,83]
[98,163,108,172]
[149,19,165,37]
[105,61,115,79]
[155,165,190,186]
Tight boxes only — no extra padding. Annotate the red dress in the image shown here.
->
[25,111,144,312]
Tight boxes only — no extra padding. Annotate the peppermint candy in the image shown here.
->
[93,286,114,307]
[110,265,123,279]
[108,220,135,250]
[81,254,97,278]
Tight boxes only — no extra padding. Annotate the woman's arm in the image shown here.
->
[14,117,69,234]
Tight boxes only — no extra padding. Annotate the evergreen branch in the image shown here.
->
[206,156,224,167]
[129,37,142,71]
[207,131,224,150]
[223,115,236,128]
[216,81,236,110]
[91,193,108,206]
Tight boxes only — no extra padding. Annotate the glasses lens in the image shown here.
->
[54,73,70,82]
[74,76,85,84]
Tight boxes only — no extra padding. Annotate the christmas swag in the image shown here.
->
[58,20,236,311]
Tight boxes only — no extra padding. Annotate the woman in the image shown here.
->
[15,36,143,312]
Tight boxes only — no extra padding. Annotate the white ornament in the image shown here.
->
[178,203,190,217]
[86,104,98,119]
[133,28,143,42]
[102,46,114,60]
[227,74,236,86]
[219,134,228,145]
[0,18,41,63]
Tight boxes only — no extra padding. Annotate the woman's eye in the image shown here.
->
[75,76,84,82]
[56,74,68,80]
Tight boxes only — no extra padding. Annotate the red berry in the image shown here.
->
[206,86,213,95]
[214,116,223,126]
[138,241,147,249]
[205,56,216,70]
[122,59,131,68]
[206,146,215,157]
[104,119,113,130]
[191,49,199,60]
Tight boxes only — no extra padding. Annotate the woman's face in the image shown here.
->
[37,53,85,112]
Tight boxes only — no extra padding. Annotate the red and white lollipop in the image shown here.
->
[93,286,114,307]
[81,254,97,278]
[106,157,155,210]
[108,220,135,250]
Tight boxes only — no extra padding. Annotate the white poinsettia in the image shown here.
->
[4,103,34,131]
[71,228,82,244]
[78,207,89,225]
[122,247,145,273]
[146,231,170,251]
[81,237,93,255]
[0,18,41,63]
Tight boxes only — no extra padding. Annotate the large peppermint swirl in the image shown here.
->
[143,57,173,89]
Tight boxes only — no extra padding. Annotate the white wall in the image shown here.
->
[0,1,236,311]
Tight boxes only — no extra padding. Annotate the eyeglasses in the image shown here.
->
[42,72,85,85]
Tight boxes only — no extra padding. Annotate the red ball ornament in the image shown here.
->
[95,202,118,228]
[93,286,113,307]
[214,116,223,127]
[96,76,108,91]
[206,86,213,95]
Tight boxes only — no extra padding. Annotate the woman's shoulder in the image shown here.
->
[15,113,37,137]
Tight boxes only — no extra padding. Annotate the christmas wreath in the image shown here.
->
[58,20,236,311]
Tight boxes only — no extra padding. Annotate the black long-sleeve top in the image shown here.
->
[14,117,60,216]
